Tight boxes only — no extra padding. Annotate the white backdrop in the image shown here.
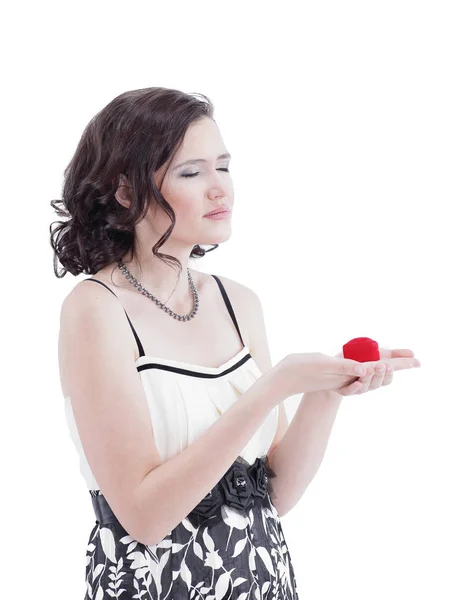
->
[2,1,467,598]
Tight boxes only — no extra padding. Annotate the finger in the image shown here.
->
[391,348,415,358]
[369,367,387,390]
[333,358,369,377]
[337,381,363,396]
[387,357,421,371]
[366,367,395,391]
[378,348,415,359]
[365,358,418,371]
[354,363,387,393]
[382,368,394,386]
[371,369,393,388]
[354,373,373,394]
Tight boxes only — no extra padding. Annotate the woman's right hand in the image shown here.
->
[273,352,378,397]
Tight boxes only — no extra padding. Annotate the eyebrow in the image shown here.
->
[173,153,231,169]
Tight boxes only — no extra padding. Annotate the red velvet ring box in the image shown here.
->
[343,337,380,362]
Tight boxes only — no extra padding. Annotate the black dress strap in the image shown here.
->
[211,275,245,347]
[84,278,145,359]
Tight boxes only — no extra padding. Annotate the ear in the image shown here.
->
[114,173,133,208]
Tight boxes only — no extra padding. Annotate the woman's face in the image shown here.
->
[151,116,234,246]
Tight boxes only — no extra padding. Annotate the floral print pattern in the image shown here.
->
[84,456,299,599]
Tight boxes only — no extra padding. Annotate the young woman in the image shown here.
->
[50,87,420,599]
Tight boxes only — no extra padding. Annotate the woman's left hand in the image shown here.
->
[334,348,421,397]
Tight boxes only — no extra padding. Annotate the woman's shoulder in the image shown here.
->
[206,271,258,302]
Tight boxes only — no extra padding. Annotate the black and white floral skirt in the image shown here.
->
[84,455,299,599]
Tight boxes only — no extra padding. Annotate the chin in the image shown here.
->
[199,231,232,246]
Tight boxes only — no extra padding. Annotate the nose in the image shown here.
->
[207,169,230,199]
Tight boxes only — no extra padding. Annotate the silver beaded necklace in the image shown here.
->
[117,259,199,322]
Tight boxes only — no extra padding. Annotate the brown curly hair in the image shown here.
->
[49,87,220,280]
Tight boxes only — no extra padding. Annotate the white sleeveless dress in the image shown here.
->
[64,275,300,599]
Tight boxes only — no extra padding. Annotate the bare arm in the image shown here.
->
[135,368,288,545]
[268,389,343,517]
[59,281,291,548]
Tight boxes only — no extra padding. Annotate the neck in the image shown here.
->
[116,257,196,309]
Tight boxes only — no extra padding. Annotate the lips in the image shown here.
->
[204,206,230,216]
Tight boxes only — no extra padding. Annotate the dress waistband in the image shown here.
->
[90,455,277,529]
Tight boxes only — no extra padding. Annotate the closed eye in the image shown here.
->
[181,168,230,178]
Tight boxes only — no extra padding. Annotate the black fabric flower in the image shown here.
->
[191,485,224,519]
[247,458,269,499]
[219,462,256,510]
[187,456,278,527]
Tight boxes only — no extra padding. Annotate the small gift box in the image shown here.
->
[343,337,380,362]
